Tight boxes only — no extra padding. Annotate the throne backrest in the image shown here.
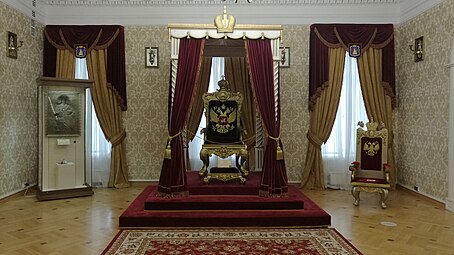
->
[203,78,243,144]
[355,121,388,179]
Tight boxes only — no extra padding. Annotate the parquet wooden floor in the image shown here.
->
[1,183,453,255]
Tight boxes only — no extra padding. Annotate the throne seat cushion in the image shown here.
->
[352,177,390,188]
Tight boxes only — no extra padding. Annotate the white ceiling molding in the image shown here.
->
[43,4,401,25]
[42,0,400,6]
[2,0,46,24]
[2,0,447,25]
[398,0,446,24]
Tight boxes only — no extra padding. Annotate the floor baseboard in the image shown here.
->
[397,184,445,207]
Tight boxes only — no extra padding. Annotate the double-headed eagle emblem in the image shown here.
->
[210,104,236,133]
[363,141,380,156]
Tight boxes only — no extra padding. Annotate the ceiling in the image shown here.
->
[42,0,403,6]
[2,0,445,25]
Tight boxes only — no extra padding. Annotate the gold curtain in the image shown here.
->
[301,48,346,189]
[186,57,212,170]
[225,57,256,170]
[357,48,396,187]
[56,49,75,79]
[87,49,129,188]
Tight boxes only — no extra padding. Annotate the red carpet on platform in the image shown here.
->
[102,228,362,255]
[119,171,331,228]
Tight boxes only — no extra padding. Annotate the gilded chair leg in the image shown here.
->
[199,148,209,177]
[352,187,360,206]
[379,188,389,209]
[239,148,249,177]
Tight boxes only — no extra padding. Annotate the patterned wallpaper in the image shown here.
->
[279,25,311,182]
[123,25,311,182]
[2,0,452,201]
[395,0,454,200]
[123,26,170,180]
[0,2,43,198]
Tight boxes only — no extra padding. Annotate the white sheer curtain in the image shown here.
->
[322,55,368,190]
[75,58,111,187]
[188,57,231,170]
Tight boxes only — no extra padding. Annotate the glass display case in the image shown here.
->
[37,77,94,200]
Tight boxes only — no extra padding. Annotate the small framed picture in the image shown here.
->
[7,31,18,59]
[414,36,424,62]
[145,47,159,68]
[279,47,290,68]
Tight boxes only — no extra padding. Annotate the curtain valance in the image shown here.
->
[309,24,395,111]
[43,25,127,110]
[314,24,393,51]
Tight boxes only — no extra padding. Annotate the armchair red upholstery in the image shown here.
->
[349,121,390,209]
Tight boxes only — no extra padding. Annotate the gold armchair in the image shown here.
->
[349,121,391,209]
[199,78,248,183]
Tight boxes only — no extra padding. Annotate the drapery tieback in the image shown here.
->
[307,130,323,148]
[268,135,284,160]
[164,131,183,159]
[110,129,126,147]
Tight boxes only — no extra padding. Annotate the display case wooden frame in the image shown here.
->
[37,77,94,201]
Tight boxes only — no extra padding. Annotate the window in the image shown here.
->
[322,54,368,189]
[75,58,111,187]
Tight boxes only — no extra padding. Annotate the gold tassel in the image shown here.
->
[164,140,172,159]
[164,131,183,160]
[268,135,284,161]
[276,143,283,160]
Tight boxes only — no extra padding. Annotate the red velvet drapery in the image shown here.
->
[246,39,288,197]
[158,38,205,196]
[309,24,395,111]
[43,25,127,110]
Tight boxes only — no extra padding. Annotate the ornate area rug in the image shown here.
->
[102,228,362,255]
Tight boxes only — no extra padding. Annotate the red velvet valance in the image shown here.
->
[43,25,127,110]
[309,24,395,110]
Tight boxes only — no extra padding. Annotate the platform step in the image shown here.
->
[145,192,304,211]
[187,171,260,195]
[120,186,331,228]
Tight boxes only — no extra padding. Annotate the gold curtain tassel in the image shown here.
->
[164,141,172,159]
[276,144,283,160]
[269,135,284,161]
[164,130,183,160]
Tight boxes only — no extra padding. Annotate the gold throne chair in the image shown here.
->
[349,121,391,209]
[199,78,248,184]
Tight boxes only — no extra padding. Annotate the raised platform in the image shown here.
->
[187,171,263,195]
[119,171,331,228]
[147,171,303,210]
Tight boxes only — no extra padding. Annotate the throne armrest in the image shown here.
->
[349,161,360,171]
[237,126,247,141]
[349,161,360,180]
[383,163,391,183]
[240,127,247,136]
[200,128,206,135]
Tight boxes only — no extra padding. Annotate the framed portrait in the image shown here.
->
[280,47,290,68]
[414,36,424,62]
[7,31,18,59]
[145,47,159,68]
[46,91,81,136]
